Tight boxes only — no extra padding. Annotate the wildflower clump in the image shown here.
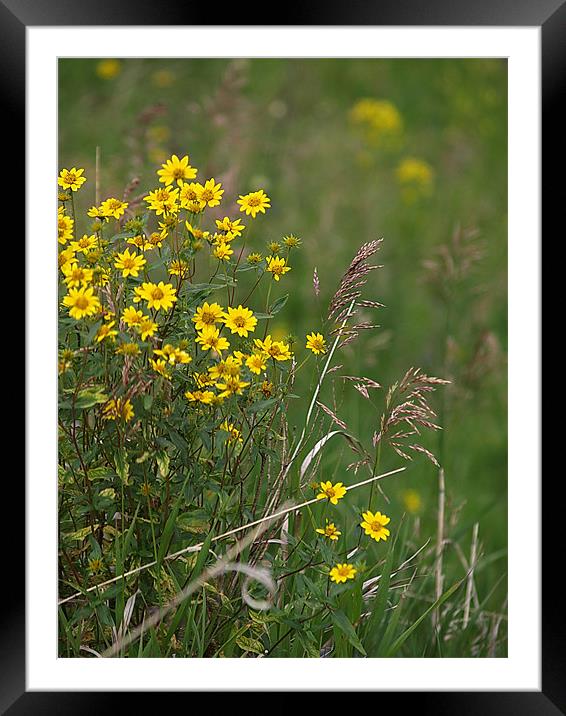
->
[58,152,447,661]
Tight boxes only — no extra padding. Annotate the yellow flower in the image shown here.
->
[316,521,341,541]
[150,358,171,379]
[402,489,422,514]
[114,249,146,278]
[349,98,403,146]
[329,563,357,584]
[216,375,250,398]
[58,167,86,192]
[282,234,301,248]
[96,321,118,343]
[195,178,224,208]
[254,335,292,361]
[237,189,270,218]
[247,252,263,265]
[115,342,141,357]
[261,380,274,398]
[102,397,134,422]
[62,286,101,320]
[306,332,327,355]
[96,59,121,80]
[196,326,230,353]
[146,232,165,250]
[71,234,98,255]
[316,481,347,505]
[208,356,240,382]
[138,317,158,341]
[360,510,391,542]
[87,205,102,218]
[58,349,74,374]
[92,266,110,286]
[127,234,150,251]
[220,420,243,443]
[266,255,291,281]
[59,247,77,270]
[58,212,74,244]
[215,217,245,237]
[134,282,177,311]
[245,352,267,375]
[213,242,233,261]
[224,305,257,337]
[88,557,104,575]
[168,259,189,278]
[396,158,434,202]
[153,344,191,365]
[61,262,93,288]
[192,303,226,331]
[144,186,179,216]
[100,197,128,220]
[122,306,145,328]
[157,154,197,186]
[232,350,247,366]
[192,372,215,389]
[185,389,215,404]
[185,220,210,240]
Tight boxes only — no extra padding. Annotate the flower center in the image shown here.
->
[151,287,164,300]
[326,487,335,498]
[75,296,89,310]
[234,316,246,327]
[247,196,261,207]
[370,521,383,532]
[172,168,185,179]
[201,189,214,202]
[123,257,135,268]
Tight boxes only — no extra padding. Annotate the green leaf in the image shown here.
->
[363,539,395,654]
[156,501,182,570]
[114,448,130,484]
[268,293,288,316]
[330,609,367,656]
[236,635,265,655]
[247,397,279,414]
[156,450,170,478]
[385,577,466,656]
[75,386,108,410]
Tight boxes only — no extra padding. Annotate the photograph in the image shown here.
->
[56,56,509,659]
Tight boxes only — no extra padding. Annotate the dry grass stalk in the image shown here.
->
[328,239,383,332]
[316,400,348,430]
[373,367,449,467]
[313,266,320,297]
[422,223,484,300]
[462,522,479,629]
[433,467,446,631]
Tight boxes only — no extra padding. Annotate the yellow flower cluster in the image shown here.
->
[349,98,403,147]
[57,156,332,434]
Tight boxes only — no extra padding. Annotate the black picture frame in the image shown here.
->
[11,0,554,710]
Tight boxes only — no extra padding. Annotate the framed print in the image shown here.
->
[10,0,555,710]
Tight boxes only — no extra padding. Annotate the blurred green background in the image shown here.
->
[59,58,507,630]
